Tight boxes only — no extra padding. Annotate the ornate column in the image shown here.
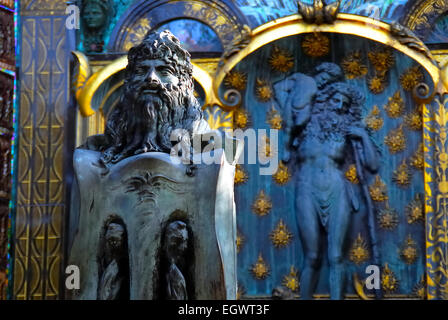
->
[12,0,75,299]
[424,66,448,299]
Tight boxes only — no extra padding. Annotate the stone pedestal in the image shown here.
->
[68,148,237,299]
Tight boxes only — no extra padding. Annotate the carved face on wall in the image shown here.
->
[105,223,125,250]
[164,221,188,261]
[83,2,106,30]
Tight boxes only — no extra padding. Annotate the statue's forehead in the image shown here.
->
[332,91,350,101]
[135,58,169,68]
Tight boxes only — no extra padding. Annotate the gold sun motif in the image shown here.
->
[273,161,291,185]
[269,46,294,73]
[400,66,424,91]
[384,91,405,118]
[410,143,424,171]
[364,105,384,131]
[236,230,245,253]
[282,266,300,292]
[412,275,426,300]
[345,164,359,184]
[404,109,423,131]
[393,160,412,187]
[250,254,270,280]
[368,75,387,94]
[381,263,399,293]
[252,190,272,216]
[255,79,273,102]
[237,282,246,300]
[270,219,293,248]
[406,193,424,224]
[224,70,247,91]
[368,49,395,73]
[234,108,250,129]
[384,125,406,154]
[349,233,370,265]
[378,206,399,230]
[301,33,330,58]
[234,164,248,185]
[369,175,388,202]
[259,136,275,159]
[266,107,283,130]
[400,235,418,265]
[341,51,368,79]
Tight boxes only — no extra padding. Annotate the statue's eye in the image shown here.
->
[135,67,146,75]
[158,66,174,75]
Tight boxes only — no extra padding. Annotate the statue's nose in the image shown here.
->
[146,69,160,85]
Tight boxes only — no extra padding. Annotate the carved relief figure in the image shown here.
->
[81,0,112,53]
[84,30,209,165]
[98,222,129,300]
[275,63,379,299]
[163,221,189,300]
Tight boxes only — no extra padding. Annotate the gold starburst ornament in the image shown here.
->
[368,49,395,73]
[369,175,388,202]
[392,160,412,187]
[378,205,399,230]
[252,190,272,216]
[234,108,250,129]
[341,51,368,79]
[406,193,424,224]
[270,219,293,248]
[400,66,424,91]
[368,75,387,94]
[384,125,406,154]
[234,164,248,185]
[224,70,247,91]
[255,79,273,102]
[236,230,245,253]
[364,105,384,131]
[349,233,370,265]
[412,275,426,300]
[302,33,330,58]
[404,109,423,131]
[384,91,405,118]
[400,235,418,265]
[282,266,300,292]
[410,143,424,170]
[381,263,399,293]
[266,107,283,130]
[269,46,294,73]
[237,282,246,300]
[250,254,270,280]
[273,161,291,185]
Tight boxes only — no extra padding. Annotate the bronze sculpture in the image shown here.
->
[69,30,238,300]
[275,63,379,299]
[84,30,209,165]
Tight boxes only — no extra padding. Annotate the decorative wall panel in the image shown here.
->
[0,3,15,300]
[13,6,73,299]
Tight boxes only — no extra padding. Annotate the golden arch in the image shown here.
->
[213,13,440,103]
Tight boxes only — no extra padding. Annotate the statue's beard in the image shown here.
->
[125,82,185,153]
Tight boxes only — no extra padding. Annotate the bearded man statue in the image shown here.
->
[68,30,238,300]
[85,30,209,166]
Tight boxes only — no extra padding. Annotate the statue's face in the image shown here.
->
[133,59,180,95]
[83,3,106,29]
[328,92,350,114]
[106,223,124,249]
[315,71,332,89]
